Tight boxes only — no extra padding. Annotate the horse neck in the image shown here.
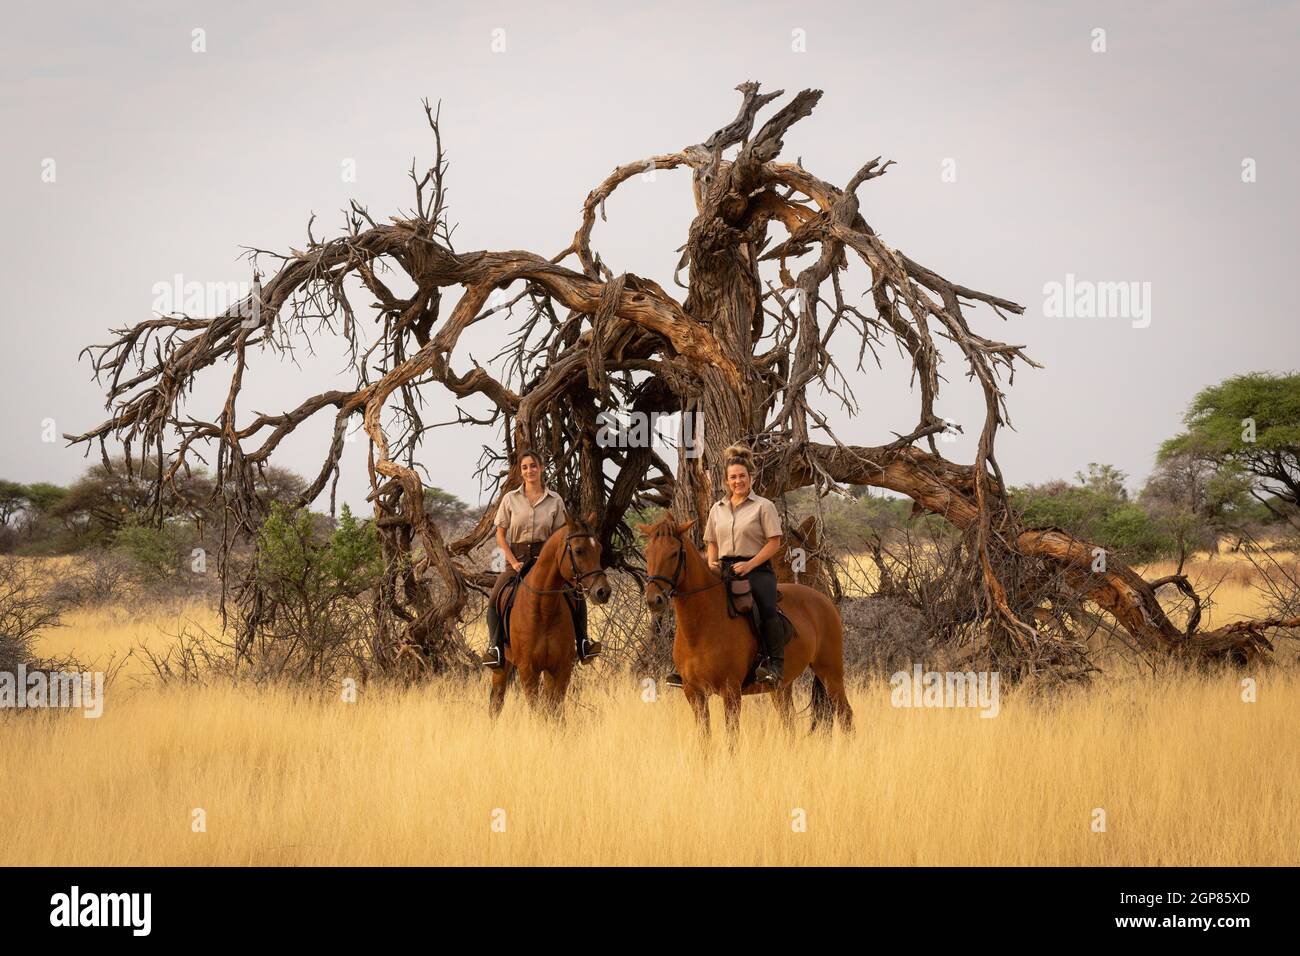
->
[670,538,722,633]
[520,533,568,610]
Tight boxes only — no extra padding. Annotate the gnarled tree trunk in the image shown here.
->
[68,86,1295,673]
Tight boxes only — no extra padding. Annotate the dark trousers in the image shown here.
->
[721,556,778,621]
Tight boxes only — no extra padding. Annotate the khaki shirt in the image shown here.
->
[703,492,782,558]
[494,487,566,544]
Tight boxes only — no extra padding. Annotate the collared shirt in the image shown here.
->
[703,491,782,558]
[494,486,567,544]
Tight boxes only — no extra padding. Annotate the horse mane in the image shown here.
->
[642,510,680,539]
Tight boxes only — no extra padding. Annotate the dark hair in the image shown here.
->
[516,448,543,470]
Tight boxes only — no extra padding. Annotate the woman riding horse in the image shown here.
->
[664,443,785,688]
[482,448,601,668]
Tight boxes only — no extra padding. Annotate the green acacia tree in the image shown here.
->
[1161,372,1300,519]
[1012,471,1173,563]
[0,480,27,527]
[250,502,383,679]
[421,486,470,530]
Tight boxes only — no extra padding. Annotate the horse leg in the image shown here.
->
[517,666,542,713]
[771,683,795,734]
[722,685,742,751]
[684,684,710,740]
[488,661,516,720]
[811,662,854,734]
[830,673,854,733]
[541,666,572,722]
[809,606,854,734]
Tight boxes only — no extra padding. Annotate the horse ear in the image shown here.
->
[675,519,697,536]
[586,510,598,527]
[635,523,653,535]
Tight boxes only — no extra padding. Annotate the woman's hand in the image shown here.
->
[509,556,524,572]
[708,558,722,574]
[731,560,752,576]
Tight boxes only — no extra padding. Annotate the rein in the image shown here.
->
[515,532,604,598]
[644,535,725,599]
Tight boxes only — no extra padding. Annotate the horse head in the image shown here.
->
[559,510,611,605]
[636,511,699,617]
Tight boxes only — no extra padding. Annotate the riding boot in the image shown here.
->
[754,617,786,685]
[481,600,505,668]
[570,596,601,664]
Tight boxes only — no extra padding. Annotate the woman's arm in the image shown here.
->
[706,541,720,572]
[497,525,521,571]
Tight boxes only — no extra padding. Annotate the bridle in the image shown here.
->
[644,534,723,600]
[518,532,605,598]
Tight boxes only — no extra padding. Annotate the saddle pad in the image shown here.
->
[723,571,784,617]
[728,576,753,614]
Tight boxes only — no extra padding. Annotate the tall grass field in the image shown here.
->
[3,553,1297,866]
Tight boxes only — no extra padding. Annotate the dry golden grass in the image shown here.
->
[1136,550,1298,628]
[3,669,1297,866]
[2,549,1296,866]
[38,601,212,680]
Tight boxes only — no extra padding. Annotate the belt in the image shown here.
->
[511,541,546,560]
[722,555,773,571]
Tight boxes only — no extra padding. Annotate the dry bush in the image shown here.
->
[0,557,58,672]
[830,526,1104,684]
[597,573,673,677]
[45,549,140,608]
[0,556,83,673]
[136,606,379,687]
[1236,541,1300,664]
[40,545,223,613]
[838,594,930,676]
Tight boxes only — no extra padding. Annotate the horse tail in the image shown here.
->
[809,675,834,733]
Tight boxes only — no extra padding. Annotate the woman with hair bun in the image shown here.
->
[665,443,785,687]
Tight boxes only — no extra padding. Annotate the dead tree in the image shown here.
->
[68,85,1296,673]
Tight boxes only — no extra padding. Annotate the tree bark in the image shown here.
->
[67,85,1295,671]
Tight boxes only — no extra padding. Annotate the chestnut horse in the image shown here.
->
[488,512,610,719]
[639,513,853,739]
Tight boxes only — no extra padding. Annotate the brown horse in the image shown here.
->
[639,513,853,739]
[488,511,610,719]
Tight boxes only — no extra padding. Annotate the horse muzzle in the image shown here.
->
[644,588,668,617]
[587,574,612,605]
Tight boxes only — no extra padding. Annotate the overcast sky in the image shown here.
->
[1,0,1296,510]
